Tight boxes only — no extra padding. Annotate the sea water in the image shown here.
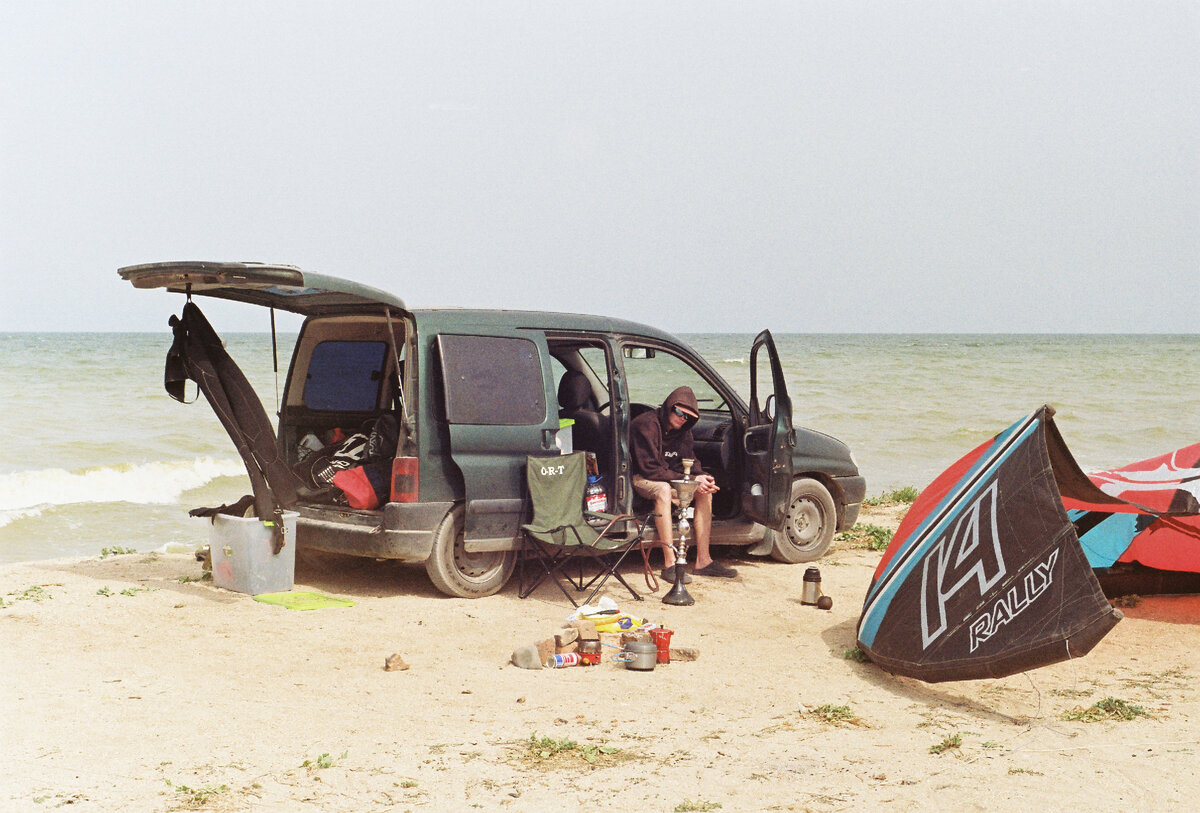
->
[0,331,1195,564]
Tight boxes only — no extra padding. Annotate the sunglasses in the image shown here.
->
[672,406,696,419]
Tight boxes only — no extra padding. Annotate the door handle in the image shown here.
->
[542,428,557,450]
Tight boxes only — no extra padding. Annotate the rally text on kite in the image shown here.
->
[967,549,1059,652]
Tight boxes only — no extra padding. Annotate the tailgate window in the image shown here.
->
[303,340,388,411]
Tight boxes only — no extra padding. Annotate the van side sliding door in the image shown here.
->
[436,332,559,546]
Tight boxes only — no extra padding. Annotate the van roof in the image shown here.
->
[409,308,688,345]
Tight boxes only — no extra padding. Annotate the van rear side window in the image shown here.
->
[304,340,388,411]
[437,334,545,425]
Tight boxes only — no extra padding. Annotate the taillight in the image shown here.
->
[391,457,419,503]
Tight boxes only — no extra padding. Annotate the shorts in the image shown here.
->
[632,475,673,500]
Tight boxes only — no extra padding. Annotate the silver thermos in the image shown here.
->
[801,567,822,605]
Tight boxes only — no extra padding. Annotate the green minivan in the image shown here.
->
[121,261,865,598]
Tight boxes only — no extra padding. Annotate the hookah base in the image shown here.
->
[662,580,695,606]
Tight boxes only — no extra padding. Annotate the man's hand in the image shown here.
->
[695,474,719,494]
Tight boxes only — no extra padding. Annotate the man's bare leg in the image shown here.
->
[691,490,714,569]
[649,482,677,568]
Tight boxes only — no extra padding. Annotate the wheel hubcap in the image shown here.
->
[453,531,503,580]
[787,498,822,548]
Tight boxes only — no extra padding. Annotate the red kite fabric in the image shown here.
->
[1065,443,1200,575]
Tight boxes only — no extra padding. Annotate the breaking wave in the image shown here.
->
[0,457,247,526]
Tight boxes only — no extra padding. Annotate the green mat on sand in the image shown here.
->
[253,591,355,610]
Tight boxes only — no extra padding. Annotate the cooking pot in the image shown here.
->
[624,640,658,671]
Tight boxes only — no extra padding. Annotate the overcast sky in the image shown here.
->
[1,2,1196,334]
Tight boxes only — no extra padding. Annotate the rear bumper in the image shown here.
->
[294,501,454,562]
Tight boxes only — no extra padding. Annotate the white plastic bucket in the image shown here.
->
[556,419,574,455]
[208,511,298,595]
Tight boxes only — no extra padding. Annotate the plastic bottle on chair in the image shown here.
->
[585,474,608,522]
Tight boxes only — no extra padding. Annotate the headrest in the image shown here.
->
[557,370,598,412]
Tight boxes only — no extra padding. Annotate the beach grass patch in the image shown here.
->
[302,750,347,770]
[100,546,138,558]
[809,704,865,727]
[165,780,228,807]
[929,733,962,755]
[835,523,894,551]
[864,486,919,506]
[8,585,52,602]
[97,587,113,597]
[519,732,627,769]
[1062,696,1151,722]
[120,586,155,596]
[843,647,869,663]
[675,801,722,812]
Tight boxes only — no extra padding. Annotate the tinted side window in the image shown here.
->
[438,334,546,425]
[303,340,388,411]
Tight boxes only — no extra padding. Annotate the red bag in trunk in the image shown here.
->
[332,466,381,510]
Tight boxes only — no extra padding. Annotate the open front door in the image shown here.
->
[436,332,559,545]
[742,330,795,528]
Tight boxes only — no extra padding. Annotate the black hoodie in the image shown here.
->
[629,385,706,482]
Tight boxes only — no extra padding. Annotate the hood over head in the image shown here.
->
[659,386,700,431]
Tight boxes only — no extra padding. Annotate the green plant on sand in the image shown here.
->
[7,585,51,602]
[100,546,138,558]
[165,780,228,805]
[302,750,348,769]
[1062,697,1151,722]
[864,486,920,506]
[929,732,963,754]
[675,801,723,812]
[836,523,894,551]
[809,704,864,726]
[524,733,624,766]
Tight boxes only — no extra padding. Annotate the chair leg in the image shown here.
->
[578,543,644,607]
[517,538,583,608]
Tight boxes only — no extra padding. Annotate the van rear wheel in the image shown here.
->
[424,504,517,598]
[771,478,836,563]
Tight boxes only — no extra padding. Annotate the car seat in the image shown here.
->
[557,370,611,479]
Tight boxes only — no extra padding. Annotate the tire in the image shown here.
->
[771,478,837,563]
[424,504,517,598]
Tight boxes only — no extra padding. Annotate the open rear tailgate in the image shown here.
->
[119,261,406,316]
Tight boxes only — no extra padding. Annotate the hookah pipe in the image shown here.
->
[663,458,698,606]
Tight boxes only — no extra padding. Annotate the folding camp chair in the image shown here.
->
[518,452,654,607]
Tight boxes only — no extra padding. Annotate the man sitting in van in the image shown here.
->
[630,386,738,582]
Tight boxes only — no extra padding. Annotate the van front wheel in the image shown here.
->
[425,504,517,598]
[771,478,837,563]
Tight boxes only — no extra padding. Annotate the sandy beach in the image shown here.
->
[3,502,1197,812]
